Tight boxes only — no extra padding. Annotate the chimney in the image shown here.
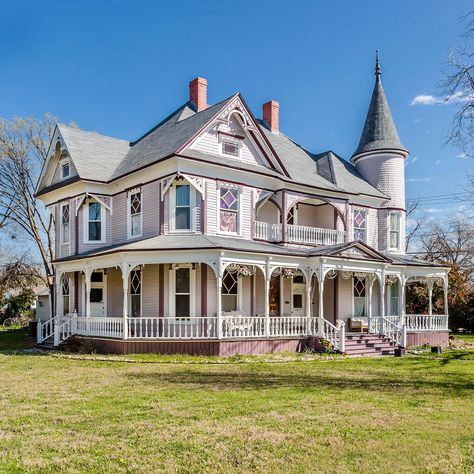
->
[263,100,279,132]
[189,77,207,112]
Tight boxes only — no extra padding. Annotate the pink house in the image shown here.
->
[36,55,449,355]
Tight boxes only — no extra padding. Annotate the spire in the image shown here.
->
[352,52,407,160]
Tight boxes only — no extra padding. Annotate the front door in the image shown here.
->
[291,274,305,317]
[90,271,106,317]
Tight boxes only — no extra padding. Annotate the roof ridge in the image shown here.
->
[57,123,129,143]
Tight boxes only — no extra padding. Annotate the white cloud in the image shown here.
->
[410,91,472,106]
[426,208,446,213]
[412,156,419,162]
[406,177,433,183]
[435,159,442,165]
[414,117,422,123]
[456,152,467,160]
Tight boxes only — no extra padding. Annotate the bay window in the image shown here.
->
[219,186,239,233]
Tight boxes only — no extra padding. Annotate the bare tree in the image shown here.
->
[0,115,56,293]
[442,12,474,158]
[405,196,426,252]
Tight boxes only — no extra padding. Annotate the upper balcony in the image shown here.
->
[254,198,346,246]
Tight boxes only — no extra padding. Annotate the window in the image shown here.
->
[175,184,191,230]
[221,139,239,157]
[86,200,103,242]
[62,276,70,316]
[130,269,141,317]
[91,271,103,283]
[389,282,400,316]
[293,294,303,309]
[61,203,70,244]
[389,212,401,250]
[353,276,367,317]
[128,190,142,238]
[287,206,295,225]
[62,162,70,178]
[353,209,367,242]
[175,267,190,319]
[222,270,238,311]
[90,288,103,303]
[219,187,239,233]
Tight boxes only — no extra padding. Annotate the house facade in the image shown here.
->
[36,56,450,355]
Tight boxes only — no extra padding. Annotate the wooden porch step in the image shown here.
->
[35,336,59,351]
[344,333,398,357]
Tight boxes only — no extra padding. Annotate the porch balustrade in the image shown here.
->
[253,221,345,245]
[405,314,448,331]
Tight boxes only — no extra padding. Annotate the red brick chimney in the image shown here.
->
[189,77,207,112]
[262,100,279,132]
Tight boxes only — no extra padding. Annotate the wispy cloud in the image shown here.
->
[414,117,422,123]
[456,152,467,160]
[426,208,446,213]
[406,177,433,183]
[435,159,442,165]
[410,91,472,106]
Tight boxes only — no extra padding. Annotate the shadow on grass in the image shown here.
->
[0,326,35,352]
[126,364,474,395]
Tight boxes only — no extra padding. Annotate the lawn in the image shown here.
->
[0,330,473,473]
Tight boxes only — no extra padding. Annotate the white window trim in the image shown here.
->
[169,180,197,233]
[83,198,106,244]
[353,208,368,244]
[217,183,242,237]
[388,211,401,251]
[60,201,71,245]
[129,268,143,317]
[127,188,143,240]
[219,136,241,159]
[168,264,196,319]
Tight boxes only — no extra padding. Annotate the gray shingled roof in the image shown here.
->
[352,73,407,158]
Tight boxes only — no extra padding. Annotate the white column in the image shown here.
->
[216,275,222,339]
[84,269,92,336]
[54,270,63,346]
[379,275,385,335]
[443,278,449,318]
[122,265,129,340]
[305,275,311,319]
[400,276,406,325]
[264,276,270,337]
[427,280,434,316]
[367,275,373,332]
[318,278,324,336]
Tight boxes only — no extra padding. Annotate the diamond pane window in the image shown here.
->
[222,270,238,311]
[61,204,70,244]
[220,187,239,233]
[130,269,141,317]
[62,276,70,316]
[353,209,367,242]
[353,276,367,317]
[129,191,142,237]
[287,206,295,225]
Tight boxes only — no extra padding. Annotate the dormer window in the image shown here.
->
[62,161,70,179]
[221,137,240,158]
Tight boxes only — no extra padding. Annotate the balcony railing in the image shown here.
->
[254,221,345,246]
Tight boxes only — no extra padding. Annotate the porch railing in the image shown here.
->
[37,316,58,343]
[405,314,448,331]
[319,317,345,352]
[127,317,218,339]
[254,221,282,242]
[287,224,345,246]
[381,316,406,347]
[76,317,124,338]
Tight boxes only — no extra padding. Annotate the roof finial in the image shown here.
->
[375,49,381,82]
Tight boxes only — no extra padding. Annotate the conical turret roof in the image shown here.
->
[352,52,407,159]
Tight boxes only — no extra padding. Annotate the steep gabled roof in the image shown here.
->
[352,52,407,159]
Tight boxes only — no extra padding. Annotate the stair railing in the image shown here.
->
[381,316,407,348]
[37,316,58,343]
[53,312,78,346]
[319,317,345,353]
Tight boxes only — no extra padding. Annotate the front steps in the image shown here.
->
[35,336,58,351]
[344,333,398,356]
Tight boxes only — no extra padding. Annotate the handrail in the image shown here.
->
[54,313,78,346]
[405,314,448,331]
[319,317,345,352]
[288,224,345,246]
[37,316,58,343]
[381,316,406,348]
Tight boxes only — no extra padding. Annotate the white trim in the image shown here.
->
[169,180,197,233]
[127,188,143,240]
[388,211,401,252]
[90,270,107,317]
[168,264,196,319]
[83,198,106,244]
[219,135,241,159]
[59,201,71,246]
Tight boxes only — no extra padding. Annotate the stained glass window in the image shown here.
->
[61,204,70,244]
[353,209,367,242]
[220,187,239,233]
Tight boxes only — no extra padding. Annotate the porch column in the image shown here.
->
[264,263,271,337]
[55,270,63,319]
[305,275,311,319]
[84,269,92,336]
[318,278,324,336]
[443,277,449,319]
[121,265,129,340]
[216,274,223,339]
[427,279,434,316]
[379,274,385,335]
[367,274,373,332]
[400,275,407,325]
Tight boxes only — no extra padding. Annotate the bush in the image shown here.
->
[62,336,97,354]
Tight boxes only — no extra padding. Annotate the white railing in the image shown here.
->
[222,315,266,338]
[254,221,282,242]
[319,317,345,352]
[288,224,345,246]
[75,317,124,338]
[269,316,308,337]
[128,317,218,339]
[54,314,78,345]
[405,315,448,331]
[37,316,58,343]
[381,316,407,348]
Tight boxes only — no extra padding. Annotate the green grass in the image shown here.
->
[0,325,36,353]
[0,331,473,473]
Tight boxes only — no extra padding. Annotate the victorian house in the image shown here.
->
[36,55,449,355]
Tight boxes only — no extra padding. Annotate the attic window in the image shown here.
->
[221,139,239,158]
[62,161,70,179]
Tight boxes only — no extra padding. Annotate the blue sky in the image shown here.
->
[1,0,472,218]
